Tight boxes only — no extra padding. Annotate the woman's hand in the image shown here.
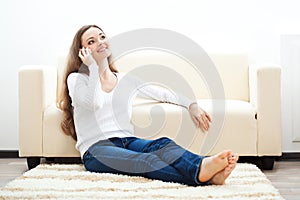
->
[189,102,212,132]
[78,47,96,66]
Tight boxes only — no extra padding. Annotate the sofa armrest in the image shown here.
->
[249,65,282,156]
[19,65,57,157]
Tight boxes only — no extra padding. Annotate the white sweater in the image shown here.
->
[67,63,192,157]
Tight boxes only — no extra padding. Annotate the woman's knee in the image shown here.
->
[158,137,172,144]
[149,137,175,152]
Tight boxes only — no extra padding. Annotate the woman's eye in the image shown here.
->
[88,40,94,45]
[100,35,106,40]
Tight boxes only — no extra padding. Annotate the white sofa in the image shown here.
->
[18,52,282,170]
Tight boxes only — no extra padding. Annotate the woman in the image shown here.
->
[59,25,238,186]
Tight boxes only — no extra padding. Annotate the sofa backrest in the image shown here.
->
[56,51,249,104]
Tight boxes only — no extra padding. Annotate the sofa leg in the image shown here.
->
[261,156,275,170]
[27,157,41,170]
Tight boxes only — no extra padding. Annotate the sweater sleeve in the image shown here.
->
[67,63,105,110]
[128,74,193,109]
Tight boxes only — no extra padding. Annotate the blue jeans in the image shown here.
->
[83,137,208,186]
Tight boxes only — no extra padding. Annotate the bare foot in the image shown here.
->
[210,153,239,185]
[198,150,231,182]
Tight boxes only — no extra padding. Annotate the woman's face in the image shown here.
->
[81,27,111,59]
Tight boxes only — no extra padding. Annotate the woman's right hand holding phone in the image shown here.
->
[78,47,96,66]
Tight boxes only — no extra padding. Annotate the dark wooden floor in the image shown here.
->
[0,158,299,200]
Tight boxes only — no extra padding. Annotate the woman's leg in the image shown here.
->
[126,137,202,182]
[83,138,200,185]
[126,137,230,184]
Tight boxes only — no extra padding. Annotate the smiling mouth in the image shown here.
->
[97,47,106,52]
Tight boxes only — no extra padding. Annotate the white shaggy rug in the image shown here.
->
[0,163,284,200]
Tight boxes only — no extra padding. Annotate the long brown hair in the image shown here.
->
[59,25,118,140]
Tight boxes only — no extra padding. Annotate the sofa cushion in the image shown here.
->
[43,98,257,157]
[132,99,257,155]
[115,51,249,101]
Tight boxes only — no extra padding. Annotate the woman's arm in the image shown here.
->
[131,75,211,131]
[67,63,105,110]
[137,83,192,109]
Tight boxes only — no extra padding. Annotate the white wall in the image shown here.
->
[0,0,299,150]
